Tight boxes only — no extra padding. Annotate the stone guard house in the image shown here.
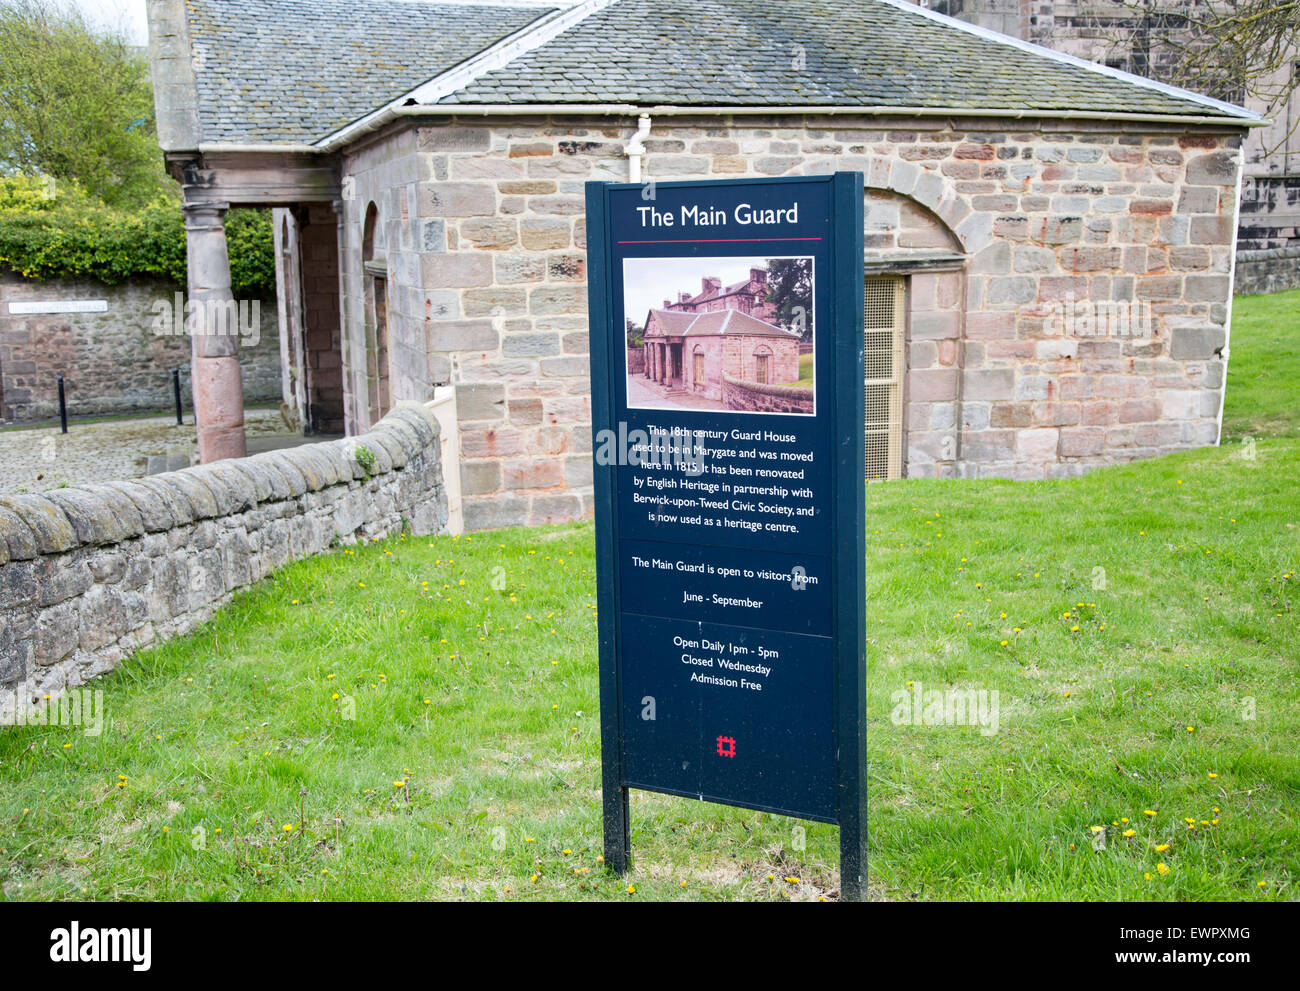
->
[148,0,1262,530]
[642,305,803,401]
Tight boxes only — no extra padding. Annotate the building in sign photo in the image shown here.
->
[626,257,813,416]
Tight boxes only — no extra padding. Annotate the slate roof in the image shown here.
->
[685,309,800,339]
[183,0,556,144]
[645,308,698,337]
[175,0,1255,147]
[646,308,798,339]
[437,0,1243,118]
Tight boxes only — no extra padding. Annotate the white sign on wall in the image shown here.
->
[7,300,109,315]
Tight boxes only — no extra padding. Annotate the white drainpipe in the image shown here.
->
[624,113,652,183]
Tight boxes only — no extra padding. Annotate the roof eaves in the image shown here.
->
[377,102,1266,128]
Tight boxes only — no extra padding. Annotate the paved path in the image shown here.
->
[0,409,289,496]
[626,374,727,412]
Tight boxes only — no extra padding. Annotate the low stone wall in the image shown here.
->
[1235,248,1300,296]
[627,347,645,375]
[722,375,815,415]
[0,406,447,716]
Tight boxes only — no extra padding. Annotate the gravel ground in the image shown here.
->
[0,409,289,496]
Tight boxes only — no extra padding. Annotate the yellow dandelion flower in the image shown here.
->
[1122,829,1136,838]
[1157,863,1169,875]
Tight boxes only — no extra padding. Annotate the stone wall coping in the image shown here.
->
[721,373,815,401]
[0,406,439,564]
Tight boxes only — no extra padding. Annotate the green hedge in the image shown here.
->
[0,176,276,297]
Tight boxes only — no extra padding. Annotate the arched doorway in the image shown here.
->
[362,203,391,425]
[862,188,967,481]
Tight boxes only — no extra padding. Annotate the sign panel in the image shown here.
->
[586,173,866,897]
[8,300,108,315]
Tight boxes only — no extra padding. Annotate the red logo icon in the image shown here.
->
[715,735,736,758]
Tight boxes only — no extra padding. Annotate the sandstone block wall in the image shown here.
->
[366,114,1240,508]
[0,405,447,717]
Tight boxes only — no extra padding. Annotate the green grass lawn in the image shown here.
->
[1,295,1296,902]
[1222,288,1300,441]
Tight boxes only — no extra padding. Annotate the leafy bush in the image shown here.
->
[0,175,276,296]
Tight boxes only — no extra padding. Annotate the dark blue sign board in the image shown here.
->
[585,173,867,899]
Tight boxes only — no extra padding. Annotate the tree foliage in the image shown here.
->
[0,175,276,296]
[0,0,174,207]
[1099,2,1300,152]
[764,257,813,341]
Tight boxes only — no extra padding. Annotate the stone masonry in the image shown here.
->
[0,270,281,422]
[0,404,447,715]
[328,113,1240,523]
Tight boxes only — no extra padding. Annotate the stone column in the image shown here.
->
[184,202,246,462]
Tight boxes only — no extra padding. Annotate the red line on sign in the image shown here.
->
[616,237,824,244]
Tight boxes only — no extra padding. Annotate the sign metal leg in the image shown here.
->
[603,784,630,874]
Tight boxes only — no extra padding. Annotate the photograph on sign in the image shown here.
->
[624,255,815,416]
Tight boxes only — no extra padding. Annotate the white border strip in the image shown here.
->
[873,0,1261,122]
[1215,148,1248,446]
[9,300,108,315]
